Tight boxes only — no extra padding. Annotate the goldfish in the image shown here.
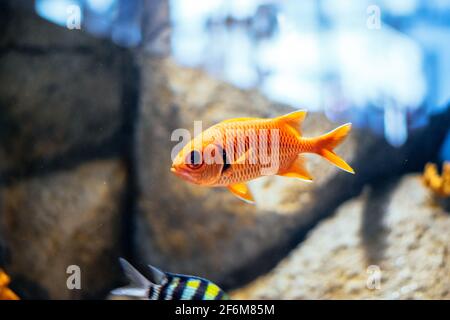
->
[171,110,354,203]
[111,258,229,300]
[0,269,19,300]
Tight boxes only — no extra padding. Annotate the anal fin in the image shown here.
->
[278,155,313,181]
[228,183,254,204]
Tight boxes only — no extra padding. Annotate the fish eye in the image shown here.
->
[186,150,203,169]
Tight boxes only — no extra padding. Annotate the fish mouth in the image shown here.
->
[170,165,191,180]
[170,165,181,176]
[170,165,201,184]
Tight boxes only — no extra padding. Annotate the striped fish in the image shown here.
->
[111,258,229,300]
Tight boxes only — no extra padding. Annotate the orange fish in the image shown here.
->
[171,111,354,203]
[0,269,19,300]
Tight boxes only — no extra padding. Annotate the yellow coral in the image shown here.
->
[422,162,450,197]
[0,269,19,300]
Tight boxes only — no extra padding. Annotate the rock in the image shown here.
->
[134,53,449,289]
[232,175,450,299]
[0,160,126,299]
[0,5,124,178]
[0,3,134,299]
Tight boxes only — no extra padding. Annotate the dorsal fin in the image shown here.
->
[147,265,168,285]
[275,110,307,138]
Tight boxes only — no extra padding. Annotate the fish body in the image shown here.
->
[111,258,229,300]
[171,110,354,203]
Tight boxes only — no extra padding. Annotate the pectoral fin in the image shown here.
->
[228,183,254,204]
[278,155,313,181]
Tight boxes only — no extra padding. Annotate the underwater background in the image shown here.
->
[0,0,449,299]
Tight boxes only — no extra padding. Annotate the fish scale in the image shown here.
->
[213,118,304,186]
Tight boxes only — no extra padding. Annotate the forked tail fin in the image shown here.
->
[315,123,354,174]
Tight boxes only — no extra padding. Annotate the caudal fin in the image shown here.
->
[315,123,354,174]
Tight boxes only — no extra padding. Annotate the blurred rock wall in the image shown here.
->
[232,175,450,299]
[0,3,132,299]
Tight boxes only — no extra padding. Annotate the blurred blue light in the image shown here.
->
[35,0,82,28]
[384,106,408,147]
[86,0,115,14]
[228,0,259,19]
[34,0,450,148]
[111,0,141,48]
[381,0,419,16]
[440,129,450,162]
